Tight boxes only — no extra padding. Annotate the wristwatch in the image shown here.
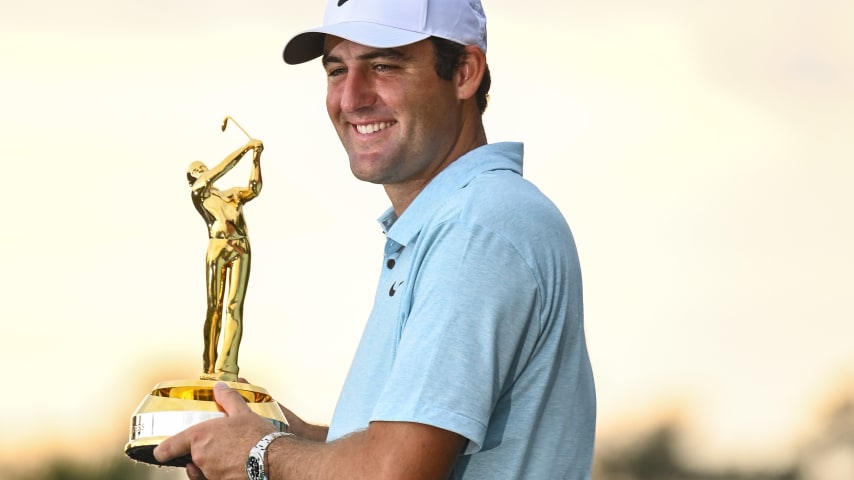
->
[246,431,293,480]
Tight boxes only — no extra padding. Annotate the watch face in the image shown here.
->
[247,455,262,480]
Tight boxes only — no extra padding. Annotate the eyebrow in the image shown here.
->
[322,47,411,66]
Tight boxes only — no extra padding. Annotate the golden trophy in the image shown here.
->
[125,117,287,467]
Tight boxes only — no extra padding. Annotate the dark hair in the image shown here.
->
[429,37,491,114]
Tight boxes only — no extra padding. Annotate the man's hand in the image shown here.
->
[153,382,277,479]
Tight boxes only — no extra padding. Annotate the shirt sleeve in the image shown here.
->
[369,220,543,453]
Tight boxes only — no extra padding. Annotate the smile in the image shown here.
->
[355,121,396,134]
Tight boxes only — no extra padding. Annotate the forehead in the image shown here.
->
[321,35,432,62]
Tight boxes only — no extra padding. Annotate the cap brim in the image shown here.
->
[283,23,430,65]
[283,31,325,65]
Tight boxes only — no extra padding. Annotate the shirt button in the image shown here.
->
[386,259,396,269]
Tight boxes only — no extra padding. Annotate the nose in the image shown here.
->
[338,67,375,113]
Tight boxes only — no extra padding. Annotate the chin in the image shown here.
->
[348,153,387,182]
[349,167,385,185]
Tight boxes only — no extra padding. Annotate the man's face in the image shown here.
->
[322,37,463,188]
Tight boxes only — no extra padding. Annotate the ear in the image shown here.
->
[455,45,487,102]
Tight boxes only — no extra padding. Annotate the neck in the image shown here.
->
[385,123,487,217]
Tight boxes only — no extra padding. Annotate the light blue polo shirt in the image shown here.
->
[327,142,596,479]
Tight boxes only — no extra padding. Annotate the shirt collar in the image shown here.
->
[377,142,524,247]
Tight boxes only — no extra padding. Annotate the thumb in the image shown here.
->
[213,382,250,416]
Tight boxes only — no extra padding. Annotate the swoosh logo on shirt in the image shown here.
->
[388,281,403,297]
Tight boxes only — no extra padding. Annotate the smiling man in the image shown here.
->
[154,0,596,478]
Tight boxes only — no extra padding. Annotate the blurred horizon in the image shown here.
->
[1,0,852,478]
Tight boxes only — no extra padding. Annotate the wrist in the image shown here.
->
[289,420,328,442]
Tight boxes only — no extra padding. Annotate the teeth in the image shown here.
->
[356,121,395,134]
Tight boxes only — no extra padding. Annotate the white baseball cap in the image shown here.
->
[283,0,487,65]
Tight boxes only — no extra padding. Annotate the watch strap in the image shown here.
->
[246,431,293,480]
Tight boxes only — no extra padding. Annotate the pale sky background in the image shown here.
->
[1,0,852,476]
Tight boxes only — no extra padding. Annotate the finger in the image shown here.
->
[213,381,251,417]
[153,431,191,464]
[186,462,206,480]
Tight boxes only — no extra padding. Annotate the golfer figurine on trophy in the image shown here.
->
[125,117,287,467]
[188,116,262,382]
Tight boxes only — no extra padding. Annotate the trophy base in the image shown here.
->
[125,379,288,467]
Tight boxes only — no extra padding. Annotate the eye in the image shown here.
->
[326,66,346,77]
[373,63,396,72]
